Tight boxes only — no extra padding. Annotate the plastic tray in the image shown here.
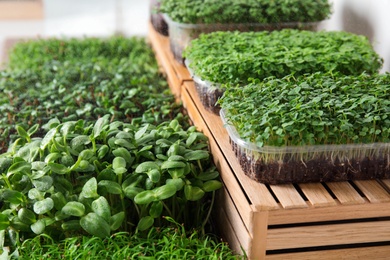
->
[185,60,224,114]
[220,109,390,184]
[164,14,318,64]
[150,0,168,36]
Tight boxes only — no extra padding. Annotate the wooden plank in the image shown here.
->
[216,206,247,256]
[325,181,366,205]
[181,85,257,227]
[182,81,280,211]
[353,180,390,203]
[266,245,390,260]
[0,0,44,20]
[249,210,269,260]
[269,184,308,209]
[266,220,390,250]
[268,202,390,225]
[299,183,337,207]
[215,187,251,255]
[379,179,390,191]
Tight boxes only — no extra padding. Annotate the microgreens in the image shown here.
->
[184,30,383,85]
[160,0,332,24]
[219,72,390,147]
[0,116,221,249]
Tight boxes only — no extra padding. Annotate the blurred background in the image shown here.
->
[0,0,389,72]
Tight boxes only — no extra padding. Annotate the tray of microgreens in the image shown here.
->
[184,29,383,114]
[218,72,390,184]
[160,0,332,63]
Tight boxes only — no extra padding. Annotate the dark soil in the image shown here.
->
[230,139,390,184]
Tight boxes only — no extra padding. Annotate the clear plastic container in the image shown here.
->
[150,0,168,36]
[185,60,224,114]
[164,14,318,64]
[220,109,390,184]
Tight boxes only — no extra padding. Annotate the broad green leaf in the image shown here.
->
[109,212,125,231]
[51,192,67,210]
[97,145,109,159]
[137,216,154,231]
[18,208,36,225]
[31,219,45,234]
[112,148,133,165]
[184,185,205,201]
[0,158,12,174]
[48,162,69,175]
[62,201,85,217]
[134,190,155,205]
[114,139,135,150]
[0,213,10,230]
[33,198,54,215]
[2,190,25,204]
[40,128,57,150]
[60,122,75,137]
[93,115,109,139]
[6,160,31,177]
[80,212,110,238]
[147,169,161,183]
[135,161,159,173]
[27,124,39,136]
[196,170,220,181]
[80,177,99,199]
[135,124,149,140]
[16,125,29,140]
[28,188,45,200]
[124,186,144,199]
[78,149,95,161]
[61,220,81,231]
[166,178,185,191]
[11,216,30,232]
[202,180,222,192]
[98,180,122,195]
[32,176,53,191]
[161,161,186,170]
[184,150,209,161]
[91,196,111,222]
[154,184,177,200]
[113,157,127,175]
[149,201,163,218]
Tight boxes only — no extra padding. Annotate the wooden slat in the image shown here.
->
[269,184,308,209]
[268,202,390,225]
[266,220,390,250]
[182,81,280,211]
[299,183,337,207]
[379,179,390,191]
[215,188,251,255]
[326,181,365,205]
[266,245,390,260]
[353,180,390,203]
[216,207,248,256]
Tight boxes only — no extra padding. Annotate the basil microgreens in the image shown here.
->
[160,0,332,24]
[219,72,390,148]
[0,116,221,248]
[184,30,383,85]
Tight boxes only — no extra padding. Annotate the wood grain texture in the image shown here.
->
[265,245,390,260]
[325,181,366,205]
[299,183,337,207]
[266,220,390,250]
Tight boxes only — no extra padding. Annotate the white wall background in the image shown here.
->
[319,0,390,73]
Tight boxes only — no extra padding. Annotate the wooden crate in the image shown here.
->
[149,24,390,259]
[0,0,44,20]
